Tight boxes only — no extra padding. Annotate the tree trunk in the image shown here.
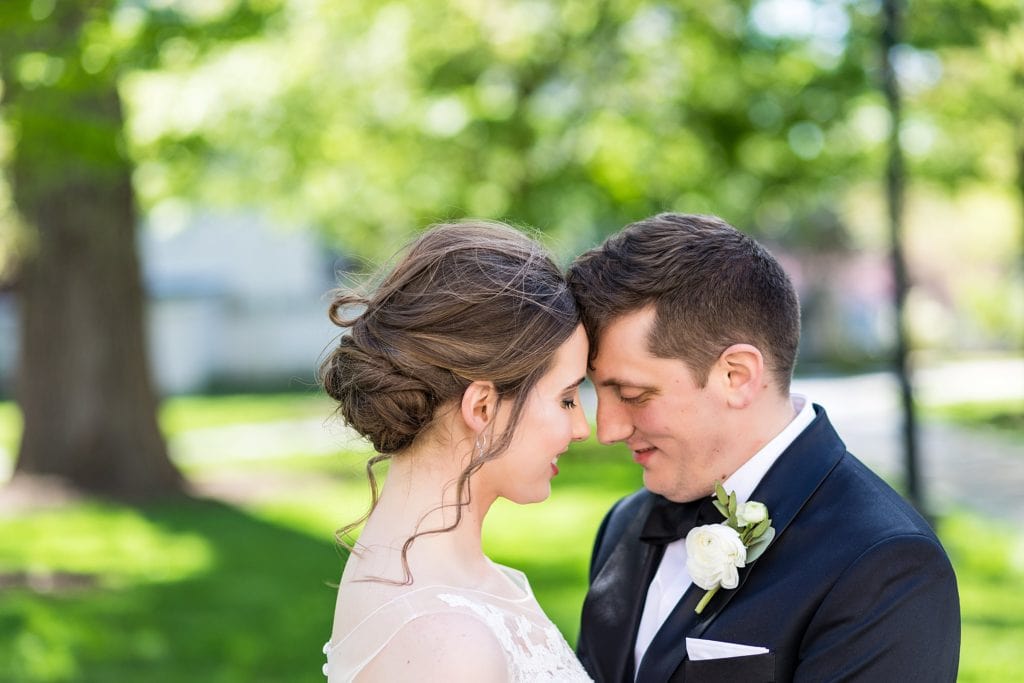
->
[4,8,183,499]
[881,0,924,514]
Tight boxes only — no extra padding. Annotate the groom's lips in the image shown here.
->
[632,446,656,465]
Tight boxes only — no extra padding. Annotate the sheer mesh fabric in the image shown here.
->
[323,564,591,682]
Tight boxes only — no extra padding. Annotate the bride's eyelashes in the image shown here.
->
[561,392,580,409]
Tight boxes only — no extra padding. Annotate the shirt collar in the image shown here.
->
[722,394,814,503]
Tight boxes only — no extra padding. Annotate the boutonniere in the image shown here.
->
[686,482,775,614]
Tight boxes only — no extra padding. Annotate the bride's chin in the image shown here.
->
[504,486,552,506]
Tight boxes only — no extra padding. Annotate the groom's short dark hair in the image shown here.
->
[567,212,800,391]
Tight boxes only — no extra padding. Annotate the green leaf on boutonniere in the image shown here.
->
[745,526,775,563]
[716,482,730,507]
[751,516,771,538]
[713,483,730,518]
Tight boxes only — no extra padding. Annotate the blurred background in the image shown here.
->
[0,0,1021,680]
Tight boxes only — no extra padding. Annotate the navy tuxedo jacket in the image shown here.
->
[577,406,960,683]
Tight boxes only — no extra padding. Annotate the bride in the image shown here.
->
[319,221,593,681]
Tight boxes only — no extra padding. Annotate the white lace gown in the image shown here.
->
[322,563,592,682]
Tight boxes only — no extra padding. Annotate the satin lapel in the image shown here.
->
[580,500,661,683]
[637,406,847,682]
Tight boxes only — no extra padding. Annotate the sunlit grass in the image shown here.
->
[0,503,214,584]
[940,511,1024,682]
[924,398,1024,444]
[0,498,341,683]
[158,392,333,437]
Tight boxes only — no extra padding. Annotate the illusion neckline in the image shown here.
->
[325,560,534,654]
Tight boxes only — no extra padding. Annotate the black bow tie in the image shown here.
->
[639,495,722,545]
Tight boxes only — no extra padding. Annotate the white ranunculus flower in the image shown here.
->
[736,501,768,527]
[685,524,747,590]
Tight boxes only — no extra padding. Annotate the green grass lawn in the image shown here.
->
[923,398,1024,445]
[0,394,1021,681]
[158,392,333,438]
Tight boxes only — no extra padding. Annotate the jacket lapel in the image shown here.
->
[636,406,847,682]
[580,497,661,683]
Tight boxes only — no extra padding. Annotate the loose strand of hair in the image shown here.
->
[333,452,391,555]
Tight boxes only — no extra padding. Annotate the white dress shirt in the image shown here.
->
[633,395,815,677]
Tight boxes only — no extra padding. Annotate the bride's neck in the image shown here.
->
[359,442,495,578]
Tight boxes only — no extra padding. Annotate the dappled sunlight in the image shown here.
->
[0,497,341,682]
[938,511,1024,682]
[0,503,215,586]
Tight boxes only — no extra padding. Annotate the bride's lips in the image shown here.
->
[632,446,656,466]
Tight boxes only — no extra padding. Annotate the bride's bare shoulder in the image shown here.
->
[355,611,507,682]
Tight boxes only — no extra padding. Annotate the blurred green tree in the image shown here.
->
[903,0,1024,346]
[0,0,280,499]
[1,0,1014,499]
[129,0,881,259]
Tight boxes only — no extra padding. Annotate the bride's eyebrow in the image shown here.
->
[562,377,586,392]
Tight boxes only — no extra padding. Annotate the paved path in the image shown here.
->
[793,358,1024,524]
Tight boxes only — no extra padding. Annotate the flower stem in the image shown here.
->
[695,586,719,614]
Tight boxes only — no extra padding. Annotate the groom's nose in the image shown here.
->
[596,397,633,445]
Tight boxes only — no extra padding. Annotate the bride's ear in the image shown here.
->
[460,380,498,433]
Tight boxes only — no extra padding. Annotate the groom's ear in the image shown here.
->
[460,380,499,433]
[715,343,764,409]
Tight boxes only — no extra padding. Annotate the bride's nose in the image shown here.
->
[571,404,590,442]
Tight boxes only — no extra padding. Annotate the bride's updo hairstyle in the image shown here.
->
[319,220,578,577]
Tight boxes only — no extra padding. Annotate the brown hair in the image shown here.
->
[319,220,578,581]
[567,212,800,391]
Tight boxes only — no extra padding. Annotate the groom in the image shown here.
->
[568,213,960,682]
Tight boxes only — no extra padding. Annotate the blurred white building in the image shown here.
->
[0,211,343,396]
[141,210,343,394]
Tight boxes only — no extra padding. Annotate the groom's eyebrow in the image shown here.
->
[597,377,656,391]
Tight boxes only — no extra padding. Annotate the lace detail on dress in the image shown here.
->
[435,592,591,682]
[323,564,591,682]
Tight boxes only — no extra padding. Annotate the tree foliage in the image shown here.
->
[122,0,895,260]
[0,0,1019,496]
